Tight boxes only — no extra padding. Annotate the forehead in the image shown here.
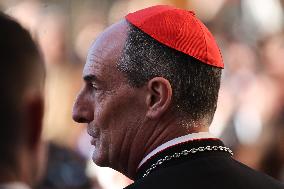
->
[83,20,128,77]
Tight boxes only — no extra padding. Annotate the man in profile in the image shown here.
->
[0,13,45,189]
[72,5,284,189]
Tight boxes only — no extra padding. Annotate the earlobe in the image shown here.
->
[146,77,172,119]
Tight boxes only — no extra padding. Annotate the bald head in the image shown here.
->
[85,20,128,67]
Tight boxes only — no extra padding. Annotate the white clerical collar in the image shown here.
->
[0,182,31,189]
[138,132,217,169]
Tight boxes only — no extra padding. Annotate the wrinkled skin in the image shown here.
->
[72,19,196,179]
[72,20,150,178]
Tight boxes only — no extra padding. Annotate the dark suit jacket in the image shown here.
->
[125,139,284,189]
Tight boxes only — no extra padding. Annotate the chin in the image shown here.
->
[92,149,109,167]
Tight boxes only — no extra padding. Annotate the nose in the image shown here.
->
[72,91,94,123]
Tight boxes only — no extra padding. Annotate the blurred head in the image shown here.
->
[72,6,222,179]
[0,12,45,185]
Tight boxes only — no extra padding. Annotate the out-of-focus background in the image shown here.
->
[1,0,284,188]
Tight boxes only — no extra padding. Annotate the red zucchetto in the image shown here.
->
[125,5,224,68]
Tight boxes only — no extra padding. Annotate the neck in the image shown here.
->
[138,131,214,169]
[0,165,18,183]
[0,147,33,186]
[123,115,209,179]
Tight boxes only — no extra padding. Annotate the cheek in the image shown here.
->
[108,98,146,141]
[94,87,146,138]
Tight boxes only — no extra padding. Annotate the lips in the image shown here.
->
[88,132,98,144]
[90,137,97,145]
[87,124,99,136]
[87,126,99,146]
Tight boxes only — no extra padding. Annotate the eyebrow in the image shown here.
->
[83,75,99,82]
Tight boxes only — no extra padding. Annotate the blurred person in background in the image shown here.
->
[0,12,45,189]
[72,5,284,189]
[3,2,99,189]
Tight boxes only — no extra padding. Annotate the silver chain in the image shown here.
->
[142,145,233,178]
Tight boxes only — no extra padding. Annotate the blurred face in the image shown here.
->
[72,20,147,171]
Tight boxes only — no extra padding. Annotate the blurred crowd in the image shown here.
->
[0,0,283,188]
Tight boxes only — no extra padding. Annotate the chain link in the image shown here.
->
[142,145,233,178]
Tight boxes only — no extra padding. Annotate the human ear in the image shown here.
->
[24,91,44,150]
[145,77,172,119]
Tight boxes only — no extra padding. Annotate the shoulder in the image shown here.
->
[125,156,284,189]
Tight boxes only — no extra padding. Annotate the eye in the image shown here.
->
[86,81,98,90]
[91,82,98,90]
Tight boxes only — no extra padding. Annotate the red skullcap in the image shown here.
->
[125,5,224,68]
